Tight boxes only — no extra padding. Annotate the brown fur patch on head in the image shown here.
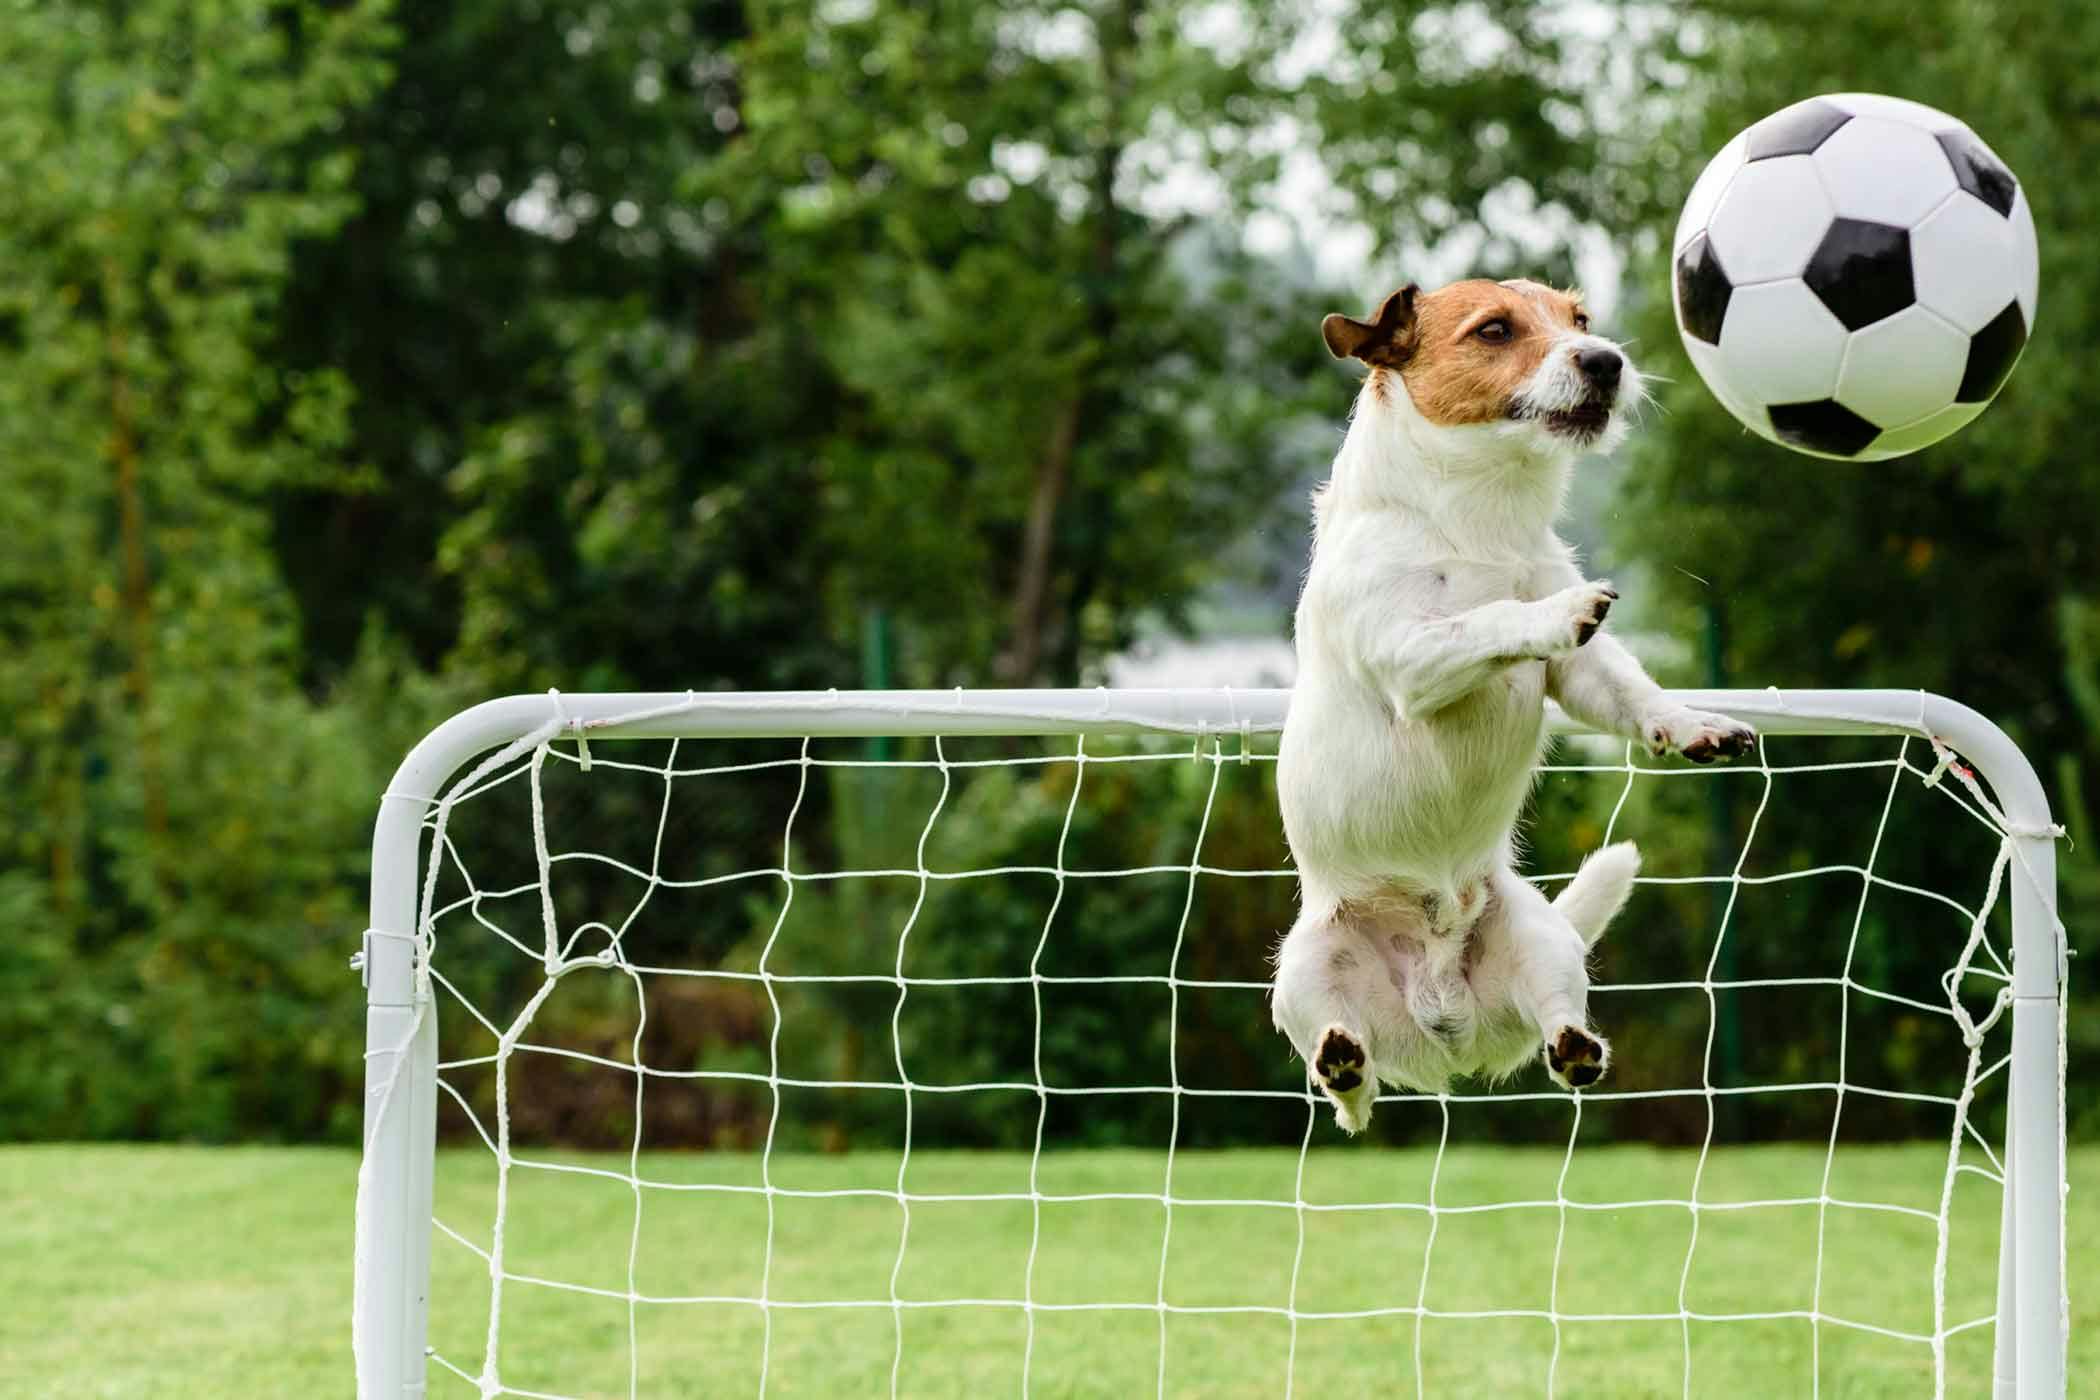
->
[1390,279,1588,426]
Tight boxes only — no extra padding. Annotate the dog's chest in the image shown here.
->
[1413,557,1542,615]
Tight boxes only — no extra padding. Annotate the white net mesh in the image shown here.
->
[365,693,2056,1398]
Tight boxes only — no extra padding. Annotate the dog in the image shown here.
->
[1270,278,1756,1133]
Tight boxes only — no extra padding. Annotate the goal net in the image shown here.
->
[352,688,2066,1399]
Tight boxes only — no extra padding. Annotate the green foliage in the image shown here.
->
[6,0,2082,1149]
[1617,0,2096,1139]
[0,0,397,1139]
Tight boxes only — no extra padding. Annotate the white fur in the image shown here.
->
[1555,841,1643,949]
[1271,335,1753,1133]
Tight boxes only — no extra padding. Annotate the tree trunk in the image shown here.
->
[1000,396,1083,683]
[997,0,1137,684]
[106,275,168,878]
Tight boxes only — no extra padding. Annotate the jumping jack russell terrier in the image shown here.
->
[1270,279,1756,1133]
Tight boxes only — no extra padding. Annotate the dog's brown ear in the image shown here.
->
[1321,285,1420,367]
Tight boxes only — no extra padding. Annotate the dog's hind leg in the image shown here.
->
[1271,909,1384,1132]
[1474,868,1611,1089]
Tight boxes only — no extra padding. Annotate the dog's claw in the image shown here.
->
[1556,580,1616,651]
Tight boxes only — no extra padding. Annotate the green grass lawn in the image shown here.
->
[4,1142,2096,1397]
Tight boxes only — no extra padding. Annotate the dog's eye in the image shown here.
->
[1474,319,1513,344]
[1573,312,1590,331]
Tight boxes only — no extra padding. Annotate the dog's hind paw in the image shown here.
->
[1314,1025,1366,1091]
[1545,1024,1610,1090]
[1313,1025,1375,1132]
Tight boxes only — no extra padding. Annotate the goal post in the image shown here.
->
[351,687,2066,1398]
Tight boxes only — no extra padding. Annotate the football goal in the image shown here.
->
[352,687,2065,1398]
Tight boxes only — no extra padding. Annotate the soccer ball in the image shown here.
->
[1672,93,2037,461]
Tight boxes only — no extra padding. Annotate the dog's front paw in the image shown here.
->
[1645,708,1757,764]
[1545,1024,1610,1090]
[1540,580,1617,653]
[1313,1025,1375,1133]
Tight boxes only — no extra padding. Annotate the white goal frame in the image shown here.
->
[352,687,2066,1398]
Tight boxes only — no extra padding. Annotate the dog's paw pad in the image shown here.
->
[1546,1025,1608,1090]
[1680,722,1756,764]
[1648,710,1757,765]
[1314,1025,1367,1094]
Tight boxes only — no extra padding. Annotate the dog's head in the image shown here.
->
[1322,279,1641,454]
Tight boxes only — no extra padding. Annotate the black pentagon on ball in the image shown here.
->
[1804,219,1914,330]
[1767,399,1881,457]
[1957,300,2027,403]
[1936,129,2017,217]
[1675,234,1732,345]
[1744,98,1853,161]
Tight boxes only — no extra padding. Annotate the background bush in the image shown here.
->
[1,0,2090,1145]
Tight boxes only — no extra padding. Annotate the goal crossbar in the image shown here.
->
[353,687,2066,1398]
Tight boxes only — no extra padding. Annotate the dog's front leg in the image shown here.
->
[1548,627,1757,764]
[1371,582,1617,718]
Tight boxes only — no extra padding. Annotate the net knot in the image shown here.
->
[1223,686,1252,764]
[1924,735,2069,845]
[546,687,591,770]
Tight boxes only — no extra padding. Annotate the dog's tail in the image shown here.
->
[1552,841,1641,948]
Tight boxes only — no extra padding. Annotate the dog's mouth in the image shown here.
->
[1545,399,1613,438]
[1511,395,1615,441]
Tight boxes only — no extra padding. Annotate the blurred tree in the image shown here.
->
[273,0,1653,693]
[269,0,823,692]
[22,0,2044,1149]
[0,0,395,1138]
[1619,0,2096,1127]
[1306,0,1683,266]
[253,0,1664,1152]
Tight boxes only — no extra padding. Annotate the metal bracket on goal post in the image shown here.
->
[350,686,2066,1399]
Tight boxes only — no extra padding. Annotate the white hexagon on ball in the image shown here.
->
[1674,132,1746,255]
[1835,305,1969,429]
[1910,194,2022,333]
[1685,338,1773,441]
[1813,116,1958,227]
[1706,156,1833,284]
[1715,280,1848,407]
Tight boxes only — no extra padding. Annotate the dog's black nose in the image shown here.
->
[1577,347,1623,389]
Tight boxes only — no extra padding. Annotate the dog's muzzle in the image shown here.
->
[1507,341,1632,443]
[1538,348,1622,439]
